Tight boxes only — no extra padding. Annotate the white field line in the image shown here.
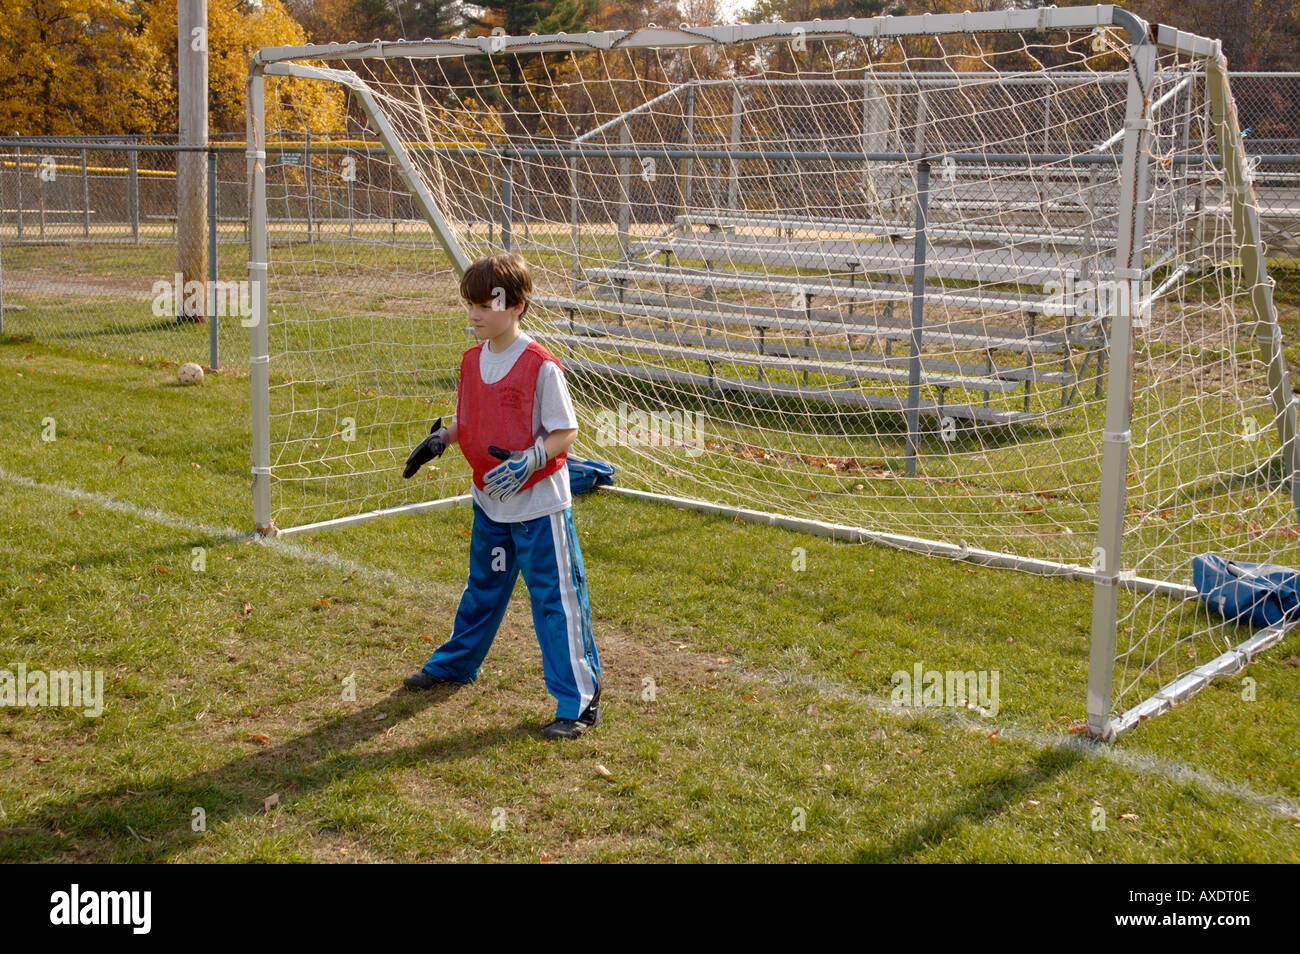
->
[754,667,1300,821]
[4,465,1297,822]
[0,465,443,595]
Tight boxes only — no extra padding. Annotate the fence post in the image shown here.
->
[569,154,579,292]
[488,152,497,245]
[618,123,631,257]
[15,146,22,240]
[305,129,314,242]
[82,149,90,238]
[683,82,696,220]
[727,84,742,211]
[128,139,139,243]
[501,153,513,252]
[208,148,219,370]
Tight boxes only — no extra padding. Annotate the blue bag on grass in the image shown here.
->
[1192,554,1300,628]
[566,456,616,495]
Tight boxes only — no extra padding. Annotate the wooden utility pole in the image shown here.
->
[177,0,208,323]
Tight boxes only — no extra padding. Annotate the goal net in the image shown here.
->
[246,6,1300,739]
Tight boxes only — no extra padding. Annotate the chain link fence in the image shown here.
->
[3,72,1300,371]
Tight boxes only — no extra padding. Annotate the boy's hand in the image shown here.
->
[403,418,448,478]
[483,437,548,501]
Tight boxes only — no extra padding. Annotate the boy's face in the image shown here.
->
[466,297,525,343]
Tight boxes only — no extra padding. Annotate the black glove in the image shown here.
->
[403,417,448,478]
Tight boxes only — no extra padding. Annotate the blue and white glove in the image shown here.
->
[483,437,548,502]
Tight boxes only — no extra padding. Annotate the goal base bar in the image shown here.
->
[606,486,1193,599]
[1102,619,1298,741]
[268,493,472,538]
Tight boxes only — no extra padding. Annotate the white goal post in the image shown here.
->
[245,5,1300,740]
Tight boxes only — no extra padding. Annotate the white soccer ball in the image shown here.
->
[178,362,205,386]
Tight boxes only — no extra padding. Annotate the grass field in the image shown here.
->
[2,328,1299,862]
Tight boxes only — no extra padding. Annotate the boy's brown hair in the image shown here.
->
[459,252,533,313]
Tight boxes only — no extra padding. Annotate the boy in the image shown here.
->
[401,252,602,740]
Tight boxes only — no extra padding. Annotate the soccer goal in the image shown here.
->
[245,5,1300,739]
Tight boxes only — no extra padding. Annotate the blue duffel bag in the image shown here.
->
[1192,554,1300,628]
[566,456,616,495]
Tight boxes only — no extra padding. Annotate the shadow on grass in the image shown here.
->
[26,534,231,579]
[851,744,1088,862]
[46,316,211,344]
[0,683,545,862]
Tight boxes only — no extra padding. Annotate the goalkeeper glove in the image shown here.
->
[403,418,448,478]
[482,437,548,502]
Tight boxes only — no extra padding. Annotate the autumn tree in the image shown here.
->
[142,0,343,134]
[0,0,340,135]
[0,0,170,135]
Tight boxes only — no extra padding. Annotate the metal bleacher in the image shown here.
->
[529,76,1139,427]
[536,207,1112,425]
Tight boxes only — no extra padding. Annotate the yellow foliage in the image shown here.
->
[0,0,170,134]
[0,0,343,135]
[143,0,344,134]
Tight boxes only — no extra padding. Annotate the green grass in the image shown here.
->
[1,338,1298,862]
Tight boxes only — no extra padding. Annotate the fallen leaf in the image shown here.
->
[1119,812,1138,821]
[246,732,271,744]
[263,794,280,812]
[1027,800,1041,807]
[594,763,613,779]
[419,634,434,643]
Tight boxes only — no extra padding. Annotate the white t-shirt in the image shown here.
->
[456,332,577,523]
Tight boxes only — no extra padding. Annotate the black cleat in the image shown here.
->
[542,688,601,740]
[403,669,456,691]
[541,718,589,740]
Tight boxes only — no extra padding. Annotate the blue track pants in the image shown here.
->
[423,504,600,720]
